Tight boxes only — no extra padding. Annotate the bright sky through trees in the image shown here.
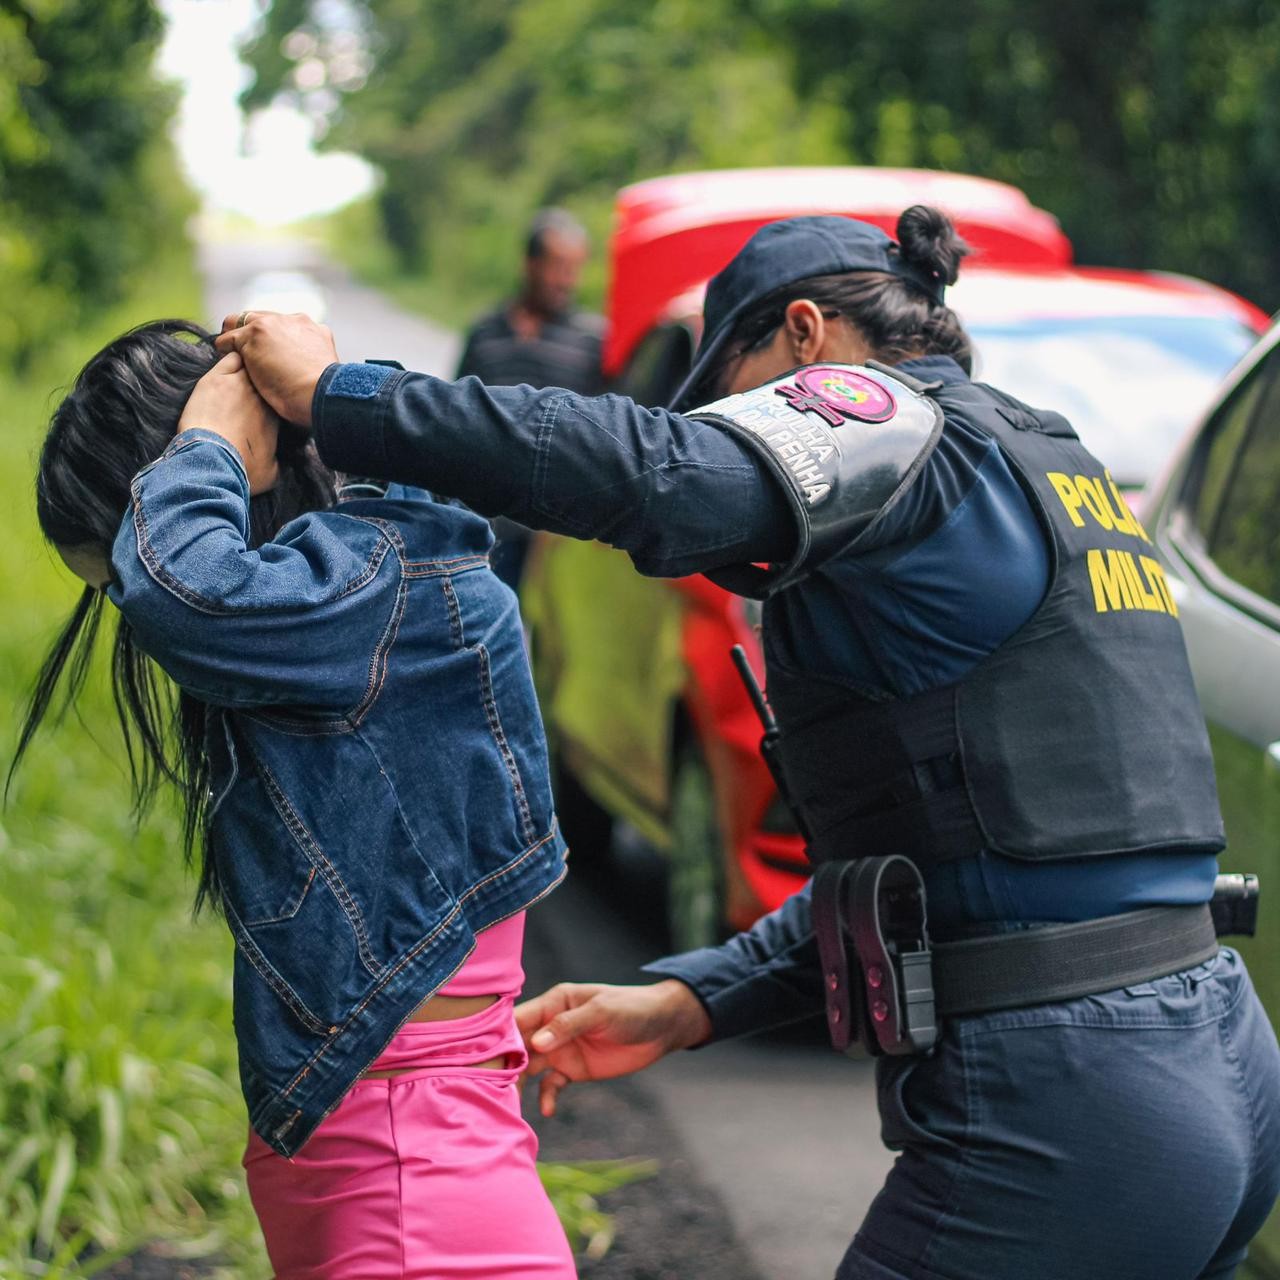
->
[157,0,374,224]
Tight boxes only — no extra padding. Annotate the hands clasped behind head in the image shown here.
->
[178,350,281,495]
[215,310,340,430]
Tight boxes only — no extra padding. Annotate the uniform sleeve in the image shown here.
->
[842,407,1002,557]
[310,362,798,579]
[642,881,825,1041]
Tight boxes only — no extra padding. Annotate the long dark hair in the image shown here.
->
[9,320,335,913]
[719,205,973,384]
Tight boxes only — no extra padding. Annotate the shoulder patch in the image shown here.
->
[775,365,897,425]
[691,363,944,595]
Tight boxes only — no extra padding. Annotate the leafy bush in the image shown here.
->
[541,1159,658,1261]
[245,0,846,319]
[0,1,195,371]
[251,0,1280,323]
[0,251,266,1277]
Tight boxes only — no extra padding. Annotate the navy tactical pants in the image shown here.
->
[838,948,1280,1280]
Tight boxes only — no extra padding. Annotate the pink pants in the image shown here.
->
[244,996,576,1279]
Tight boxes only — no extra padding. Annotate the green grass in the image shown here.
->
[0,247,265,1275]
[541,1158,658,1261]
[0,242,653,1275]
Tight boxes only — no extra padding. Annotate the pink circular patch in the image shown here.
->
[794,366,897,423]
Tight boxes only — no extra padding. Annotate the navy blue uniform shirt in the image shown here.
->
[312,355,1218,1040]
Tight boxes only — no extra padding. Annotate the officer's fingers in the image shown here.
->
[516,983,601,1041]
[214,310,276,352]
[515,986,575,1041]
[524,1038,583,1078]
[213,326,244,354]
[539,1070,571,1118]
[211,350,244,375]
[528,996,606,1054]
[219,308,278,334]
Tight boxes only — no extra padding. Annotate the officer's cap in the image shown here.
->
[670,215,945,411]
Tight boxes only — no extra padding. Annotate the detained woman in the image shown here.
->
[13,322,576,1279]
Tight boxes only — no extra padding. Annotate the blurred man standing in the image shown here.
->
[456,208,604,585]
[457,208,603,393]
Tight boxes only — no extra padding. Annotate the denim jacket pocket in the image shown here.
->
[211,739,382,1033]
[212,711,472,1037]
[468,641,537,846]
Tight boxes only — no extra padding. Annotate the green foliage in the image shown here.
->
[0,228,650,1276]
[249,0,1280,321]
[0,5,255,1269]
[540,1158,658,1261]
[747,0,1280,310]
[244,0,846,313]
[0,251,271,1276]
[0,0,196,371]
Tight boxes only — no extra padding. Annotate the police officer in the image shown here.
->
[218,206,1280,1279]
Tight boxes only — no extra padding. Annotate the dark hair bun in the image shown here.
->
[896,205,969,288]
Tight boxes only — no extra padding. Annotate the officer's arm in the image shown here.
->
[310,363,798,579]
[641,881,824,1041]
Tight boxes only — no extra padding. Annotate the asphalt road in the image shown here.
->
[200,236,896,1280]
[199,234,460,373]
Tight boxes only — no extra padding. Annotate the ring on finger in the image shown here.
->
[235,309,250,329]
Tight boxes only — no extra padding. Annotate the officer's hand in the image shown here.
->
[214,311,338,429]
[515,980,712,1117]
[178,351,279,494]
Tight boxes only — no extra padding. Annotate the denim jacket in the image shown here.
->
[108,429,567,1156]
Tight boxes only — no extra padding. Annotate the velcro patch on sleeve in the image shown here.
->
[327,362,396,400]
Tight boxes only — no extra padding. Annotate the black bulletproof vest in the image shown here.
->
[766,380,1226,869]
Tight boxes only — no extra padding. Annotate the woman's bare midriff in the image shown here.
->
[362,992,506,1079]
[408,992,499,1022]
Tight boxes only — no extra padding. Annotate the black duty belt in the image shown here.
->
[932,902,1219,1018]
[811,865,1255,1060]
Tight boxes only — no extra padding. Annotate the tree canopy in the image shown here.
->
[240,0,1280,312]
[761,0,1280,308]
[240,0,847,302]
[0,0,193,368]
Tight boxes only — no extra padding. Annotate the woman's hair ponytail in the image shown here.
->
[896,203,969,293]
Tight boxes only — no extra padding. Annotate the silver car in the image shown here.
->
[1147,319,1280,1271]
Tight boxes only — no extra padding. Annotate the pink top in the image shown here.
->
[356,913,528,1076]
[437,912,526,997]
